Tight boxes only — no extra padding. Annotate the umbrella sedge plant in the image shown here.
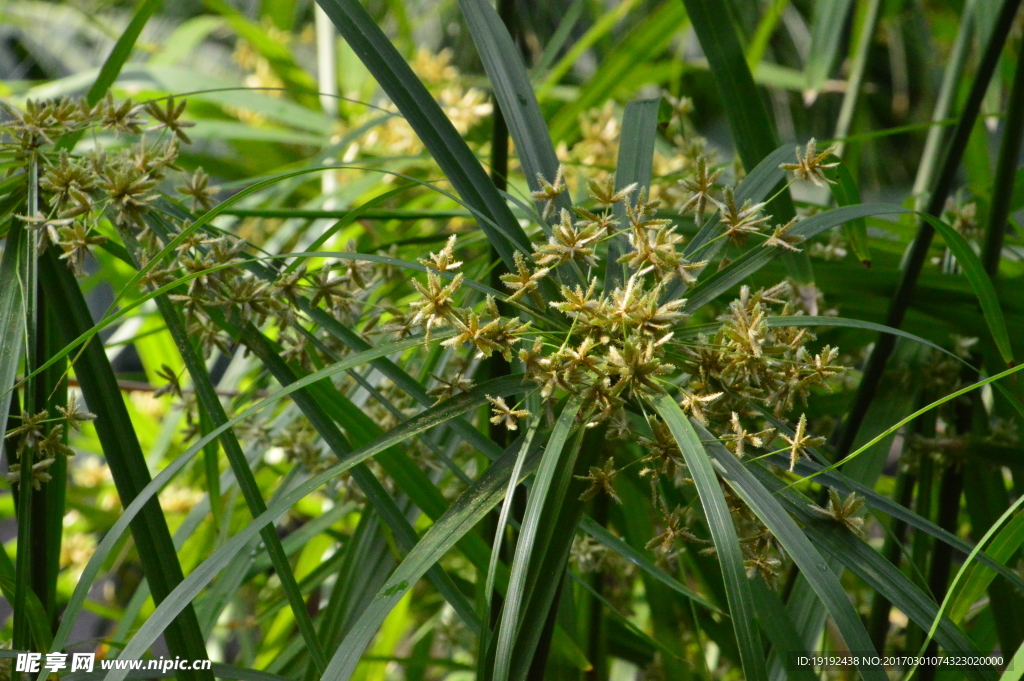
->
[0,1,1023,680]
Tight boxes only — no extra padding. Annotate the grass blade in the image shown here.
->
[41,253,212,681]
[492,396,583,681]
[86,0,162,103]
[235,323,492,628]
[458,0,565,210]
[578,517,720,614]
[679,0,815,286]
[950,497,1024,623]
[314,0,531,268]
[824,160,871,266]
[50,334,444,657]
[0,221,24,469]
[833,0,1023,459]
[548,1,685,143]
[480,424,540,666]
[100,376,523,681]
[684,203,906,312]
[773,449,1024,595]
[115,224,328,672]
[0,541,51,651]
[607,97,660,289]
[804,0,856,100]
[923,214,1014,365]
[650,394,767,681]
[322,440,537,681]
[754,466,999,681]
[748,577,818,681]
[694,423,889,681]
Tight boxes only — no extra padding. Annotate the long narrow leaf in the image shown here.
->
[321,440,538,681]
[650,394,767,681]
[493,397,583,681]
[924,214,1014,365]
[458,0,565,210]
[314,0,530,268]
[41,255,211,681]
[693,423,889,681]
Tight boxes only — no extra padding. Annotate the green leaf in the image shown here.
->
[52,0,161,153]
[607,97,661,289]
[577,517,720,614]
[235,323,483,630]
[693,422,889,681]
[116,223,328,673]
[0,221,24,468]
[458,0,564,208]
[480,423,541,667]
[101,373,524,681]
[682,144,795,262]
[679,0,813,284]
[0,539,52,651]
[775,450,1024,596]
[745,0,789,69]
[748,577,818,681]
[650,394,767,681]
[313,0,531,269]
[493,397,583,681]
[1002,641,1024,681]
[924,213,1014,365]
[684,203,906,312]
[824,160,871,266]
[536,0,641,99]
[804,0,856,99]
[950,500,1024,623]
[40,254,212,681]
[321,439,537,681]
[547,2,686,143]
[49,333,445,655]
[148,16,223,66]
[750,464,998,681]
[86,0,162,104]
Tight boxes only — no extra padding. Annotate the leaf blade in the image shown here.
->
[650,394,767,681]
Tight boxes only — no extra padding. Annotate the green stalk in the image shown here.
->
[833,0,1022,459]
[41,254,212,681]
[981,35,1024,274]
[920,463,964,681]
[115,226,328,673]
[918,44,1024,663]
[29,299,67,632]
[866,470,915,650]
[13,155,39,655]
[910,0,977,206]
[679,0,815,290]
[907,427,936,654]
[833,0,883,157]
[487,0,514,449]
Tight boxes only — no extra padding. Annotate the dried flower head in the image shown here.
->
[781,138,840,187]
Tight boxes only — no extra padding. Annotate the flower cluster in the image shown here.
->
[4,397,95,490]
[388,134,855,580]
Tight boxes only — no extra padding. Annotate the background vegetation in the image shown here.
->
[1,0,1024,680]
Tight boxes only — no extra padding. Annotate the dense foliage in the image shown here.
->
[2,1,1024,680]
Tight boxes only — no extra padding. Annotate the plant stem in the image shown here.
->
[981,35,1024,275]
[833,0,883,157]
[920,462,964,681]
[30,299,67,633]
[866,469,914,650]
[488,0,515,447]
[832,0,1023,460]
[13,155,39,655]
[910,0,978,206]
